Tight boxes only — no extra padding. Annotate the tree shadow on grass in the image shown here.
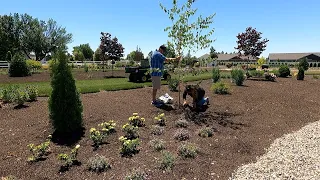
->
[236,84,249,87]
[14,104,29,109]
[247,78,277,82]
[120,149,140,158]
[59,160,82,173]
[51,128,85,146]
[92,142,110,151]
[156,104,176,111]
[104,76,126,79]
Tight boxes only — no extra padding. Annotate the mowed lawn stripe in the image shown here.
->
[0,73,214,97]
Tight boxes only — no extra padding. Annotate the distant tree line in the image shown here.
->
[0,13,72,61]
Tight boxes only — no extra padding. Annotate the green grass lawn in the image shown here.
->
[0,73,214,97]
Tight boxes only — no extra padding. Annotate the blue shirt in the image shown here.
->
[150,51,166,76]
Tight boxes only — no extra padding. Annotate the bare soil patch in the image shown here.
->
[0,76,319,180]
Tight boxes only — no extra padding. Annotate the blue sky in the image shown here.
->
[1,0,320,58]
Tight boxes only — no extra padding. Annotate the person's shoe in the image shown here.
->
[205,97,210,105]
[151,100,162,107]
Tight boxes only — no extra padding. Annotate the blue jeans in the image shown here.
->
[197,97,209,106]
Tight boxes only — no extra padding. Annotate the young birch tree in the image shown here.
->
[160,0,216,107]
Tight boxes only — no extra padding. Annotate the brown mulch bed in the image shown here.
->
[0,69,127,83]
[0,77,320,180]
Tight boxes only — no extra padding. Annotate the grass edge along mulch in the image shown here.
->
[0,73,213,97]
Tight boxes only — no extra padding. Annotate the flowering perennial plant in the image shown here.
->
[57,144,80,168]
[27,135,52,162]
[155,113,166,126]
[119,136,140,156]
[128,113,145,127]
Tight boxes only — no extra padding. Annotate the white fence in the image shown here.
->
[0,60,118,68]
[0,61,9,68]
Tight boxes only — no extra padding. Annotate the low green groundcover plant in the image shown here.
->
[168,78,180,91]
[211,82,230,95]
[149,139,166,151]
[231,69,245,86]
[0,85,38,105]
[159,151,175,171]
[212,68,220,83]
[87,154,111,173]
[178,143,199,159]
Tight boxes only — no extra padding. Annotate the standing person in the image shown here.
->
[150,45,180,106]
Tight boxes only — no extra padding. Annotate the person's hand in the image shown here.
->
[183,100,188,106]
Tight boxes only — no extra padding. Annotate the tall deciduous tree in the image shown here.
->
[147,50,153,60]
[93,48,102,61]
[182,50,193,66]
[165,42,176,58]
[72,47,85,61]
[0,13,72,61]
[0,14,20,61]
[134,46,144,61]
[235,27,269,71]
[99,32,124,74]
[126,51,135,60]
[210,46,218,59]
[160,0,216,107]
[126,46,144,61]
[257,56,266,66]
[73,43,94,60]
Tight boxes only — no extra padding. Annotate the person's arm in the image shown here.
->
[183,88,188,105]
[183,88,188,100]
[165,56,181,63]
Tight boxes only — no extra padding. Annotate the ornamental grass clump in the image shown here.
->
[173,129,190,141]
[149,139,166,151]
[87,154,111,173]
[178,143,199,159]
[198,127,214,137]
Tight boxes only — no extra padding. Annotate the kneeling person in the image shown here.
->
[183,84,209,110]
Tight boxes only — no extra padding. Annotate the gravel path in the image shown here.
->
[230,120,320,180]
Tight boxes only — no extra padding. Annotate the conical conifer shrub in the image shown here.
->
[48,49,84,143]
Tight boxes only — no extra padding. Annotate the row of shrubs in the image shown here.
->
[0,85,38,106]
[5,51,125,77]
[210,61,312,95]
